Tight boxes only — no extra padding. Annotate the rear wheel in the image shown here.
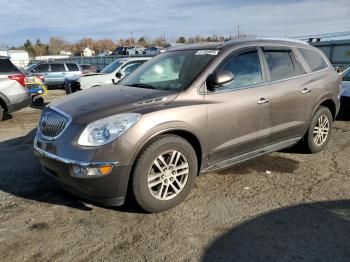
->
[131,135,198,213]
[304,106,333,153]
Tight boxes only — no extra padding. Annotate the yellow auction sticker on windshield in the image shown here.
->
[195,50,219,56]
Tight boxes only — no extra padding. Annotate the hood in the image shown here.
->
[81,72,106,77]
[49,84,177,124]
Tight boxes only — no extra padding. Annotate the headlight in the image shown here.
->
[77,113,141,146]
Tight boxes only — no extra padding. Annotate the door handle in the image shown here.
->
[257,98,270,105]
[301,88,311,94]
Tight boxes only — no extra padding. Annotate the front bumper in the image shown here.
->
[34,144,132,206]
[7,96,31,113]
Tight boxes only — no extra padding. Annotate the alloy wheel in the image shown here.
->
[148,150,189,200]
[313,114,330,146]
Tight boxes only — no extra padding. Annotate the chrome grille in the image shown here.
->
[39,108,71,140]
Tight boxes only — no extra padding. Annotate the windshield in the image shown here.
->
[101,60,125,74]
[120,50,217,91]
[343,68,350,81]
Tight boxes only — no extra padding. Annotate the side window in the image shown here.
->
[0,59,20,73]
[299,48,328,72]
[33,64,49,73]
[50,63,65,72]
[218,50,263,90]
[264,50,303,81]
[121,61,144,76]
[66,63,79,71]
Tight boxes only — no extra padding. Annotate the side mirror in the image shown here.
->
[207,70,234,90]
[115,71,124,78]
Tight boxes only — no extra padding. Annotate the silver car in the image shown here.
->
[29,62,81,88]
[0,56,31,120]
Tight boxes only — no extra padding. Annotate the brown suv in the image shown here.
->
[34,38,341,213]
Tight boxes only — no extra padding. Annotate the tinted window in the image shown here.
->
[343,68,350,81]
[218,50,263,90]
[264,50,303,81]
[66,63,79,71]
[50,63,65,72]
[299,48,328,72]
[0,59,20,73]
[33,63,49,73]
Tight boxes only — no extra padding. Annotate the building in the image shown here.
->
[8,50,29,68]
[81,47,95,57]
[311,39,350,69]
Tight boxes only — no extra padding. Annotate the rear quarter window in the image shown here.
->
[299,48,328,72]
[0,59,20,73]
[66,63,79,71]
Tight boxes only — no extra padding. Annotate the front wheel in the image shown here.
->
[304,106,333,153]
[131,135,198,213]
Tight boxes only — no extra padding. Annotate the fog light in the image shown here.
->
[70,165,113,177]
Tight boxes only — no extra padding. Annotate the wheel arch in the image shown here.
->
[131,128,203,173]
[318,99,337,120]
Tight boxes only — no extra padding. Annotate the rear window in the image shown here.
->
[50,63,65,72]
[264,50,303,81]
[66,63,79,71]
[33,63,49,73]
[0,59,20,73]
[299,48,328,72]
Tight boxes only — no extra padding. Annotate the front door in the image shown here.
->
[205,48,273,165]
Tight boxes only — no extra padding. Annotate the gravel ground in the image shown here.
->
[0,90,349,262]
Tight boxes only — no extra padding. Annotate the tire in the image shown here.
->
[131,135,198,213]
[0,104,3,121]
[304,106,333,153]
[32,96,44,107]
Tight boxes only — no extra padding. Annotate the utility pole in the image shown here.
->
[237,24,240,38]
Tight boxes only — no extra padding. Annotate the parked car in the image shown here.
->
[144,46,161,56]
[79,64,96,74]
[113,46,128,55]
[340,67,350,107]
[126,45,146,55]
[0,56,31,120]
[64,57,151,94]
[34,38,340,213]
[28,62,81,88]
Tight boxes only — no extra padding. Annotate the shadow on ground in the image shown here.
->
[0,129,143,213]
[202,200,350,262]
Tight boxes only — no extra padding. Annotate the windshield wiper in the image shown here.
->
[130,83,156,89]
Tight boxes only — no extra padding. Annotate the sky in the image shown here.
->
[0,0,349,46]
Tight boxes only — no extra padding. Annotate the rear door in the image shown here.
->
[261,47,314,144]
[205,48,274,165]
[49,63,66,86]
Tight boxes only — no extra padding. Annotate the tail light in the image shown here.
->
[8,74,26,87]
[37,75,45,82]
